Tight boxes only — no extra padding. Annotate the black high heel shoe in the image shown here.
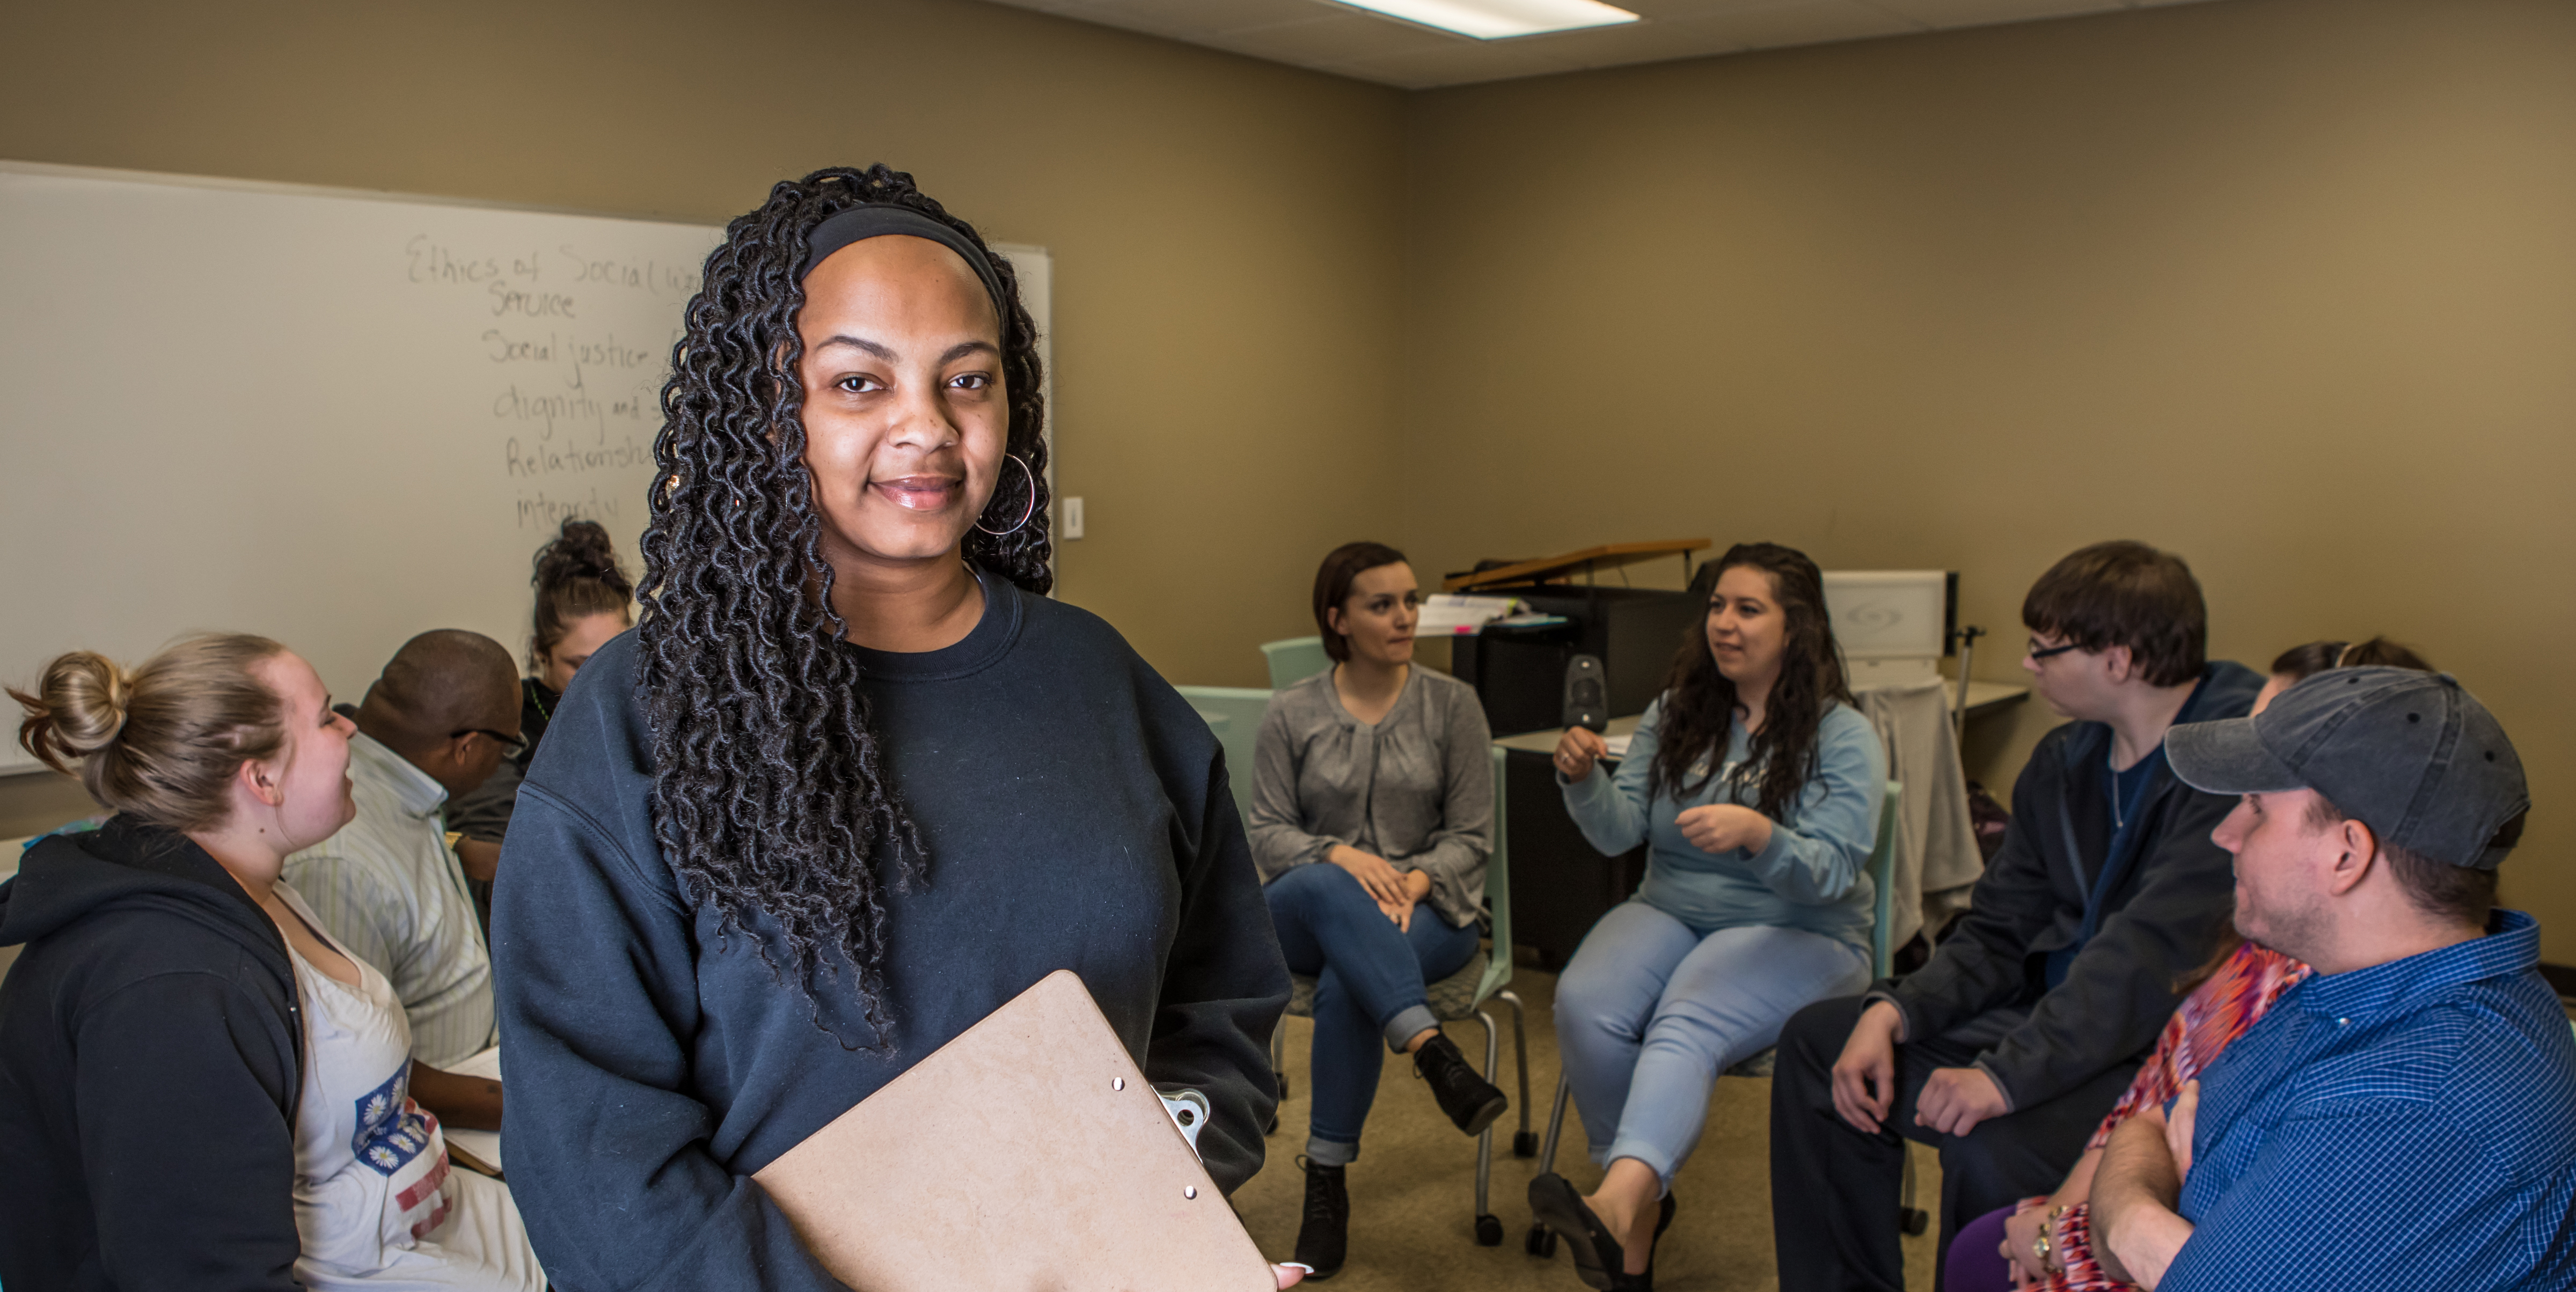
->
[1527,1172,1621,1290]
[1609,1191,1678,1291]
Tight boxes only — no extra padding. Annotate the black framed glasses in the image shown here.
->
[2026,638,2084,662]
[453,727,528,757]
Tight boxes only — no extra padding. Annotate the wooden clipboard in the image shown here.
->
[752,969,1277,1291]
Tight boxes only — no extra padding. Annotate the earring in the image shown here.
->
[974,453,1039,537]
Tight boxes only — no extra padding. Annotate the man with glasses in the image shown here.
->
[287,629,522,1068]
[1770,541,2262,1289]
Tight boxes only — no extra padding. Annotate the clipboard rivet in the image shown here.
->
[1184,1187,1198,1200]
[1113,1077,1125,1091]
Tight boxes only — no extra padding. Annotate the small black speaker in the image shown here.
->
[1563,654,1607,733]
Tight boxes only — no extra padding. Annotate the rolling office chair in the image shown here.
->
[1259,636,1334,691]
[1525,781,1926,1258]
[1269,744,1535,1247]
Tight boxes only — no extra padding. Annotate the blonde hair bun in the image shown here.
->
[8,635,291,832]
[19,650,132,764]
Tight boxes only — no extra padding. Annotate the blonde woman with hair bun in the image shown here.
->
[0,636,543,1291]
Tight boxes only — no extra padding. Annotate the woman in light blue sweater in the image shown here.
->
[1528,542,1885,1290]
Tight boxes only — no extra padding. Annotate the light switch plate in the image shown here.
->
[1062,496,1085,540]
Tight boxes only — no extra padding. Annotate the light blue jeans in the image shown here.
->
[1555,900,1871,1188]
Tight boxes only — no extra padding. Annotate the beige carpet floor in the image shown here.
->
[1232,951,1944,1291]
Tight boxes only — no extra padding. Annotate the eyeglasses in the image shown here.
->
[452,728,528,757]
[2026,638,2085,662]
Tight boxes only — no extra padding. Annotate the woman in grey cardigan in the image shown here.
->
[1251,541,1506,1279]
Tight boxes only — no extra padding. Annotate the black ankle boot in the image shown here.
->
[1294,1156,1348,1279]
[1412,1032,1508,1137]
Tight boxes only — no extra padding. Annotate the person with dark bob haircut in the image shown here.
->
[488,166,1298,1290]
[1770,540,2262,1290]
[1249,540,1503,1278]
[1527,542,1888,1289]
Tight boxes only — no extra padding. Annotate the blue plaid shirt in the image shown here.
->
[2165,909,2576,1291]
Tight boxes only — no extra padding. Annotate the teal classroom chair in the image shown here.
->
[1260,636,1334,691]
[1526,781,1924,1257]
[1270,744,1532,1246]
[1174,685,1274,826]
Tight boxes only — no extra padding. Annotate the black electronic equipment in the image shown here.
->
[1451,585,1700,736]
[1562,655,1606,733]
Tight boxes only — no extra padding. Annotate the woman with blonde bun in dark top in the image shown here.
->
[0,636,540,1291]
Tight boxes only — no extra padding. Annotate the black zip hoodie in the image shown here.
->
[0,815,307,1291]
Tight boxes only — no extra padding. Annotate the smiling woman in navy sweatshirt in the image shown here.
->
[489,165,1293,1291]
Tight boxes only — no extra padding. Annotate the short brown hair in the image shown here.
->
[2305,795,2499,929]
[10,635,289,833]
[2023,541,2206,687]
[1312,541,1408,663]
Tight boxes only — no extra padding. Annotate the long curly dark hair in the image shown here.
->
[640,164,1050,1045]
[1649,542,1850,821]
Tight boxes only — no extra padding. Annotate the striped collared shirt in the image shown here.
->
[283,731,495,1067]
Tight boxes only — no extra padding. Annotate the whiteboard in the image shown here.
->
[0,163,1050,774]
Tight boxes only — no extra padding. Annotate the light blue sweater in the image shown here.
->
[1560,698,1885,950]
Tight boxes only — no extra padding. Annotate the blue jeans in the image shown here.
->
[1556,900,1870,1187]
[1265,861,1481,1165]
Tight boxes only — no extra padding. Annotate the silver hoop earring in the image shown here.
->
[974,453,1039,537]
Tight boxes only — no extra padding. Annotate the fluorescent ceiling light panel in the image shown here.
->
[1329,0,1640,40]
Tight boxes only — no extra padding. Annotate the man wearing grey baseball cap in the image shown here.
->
[2088,667,2576,1291]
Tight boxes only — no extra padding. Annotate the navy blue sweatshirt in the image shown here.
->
[0,817,306,1291]
[491,574,1290,1291]
[1884,660,2265,1109]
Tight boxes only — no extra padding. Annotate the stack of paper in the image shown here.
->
[1416,594,1521,636]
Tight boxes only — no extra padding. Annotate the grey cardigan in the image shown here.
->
[1248,666,1494,929]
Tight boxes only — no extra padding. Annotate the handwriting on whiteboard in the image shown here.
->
[402,233,700,528]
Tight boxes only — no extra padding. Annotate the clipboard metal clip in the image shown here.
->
[1156,1087,1210,1161]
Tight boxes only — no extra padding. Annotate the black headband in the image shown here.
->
[800,205,1009,324]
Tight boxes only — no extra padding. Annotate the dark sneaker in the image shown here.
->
[1293,1156,1348,1280]
[1413,1032,1509,1137]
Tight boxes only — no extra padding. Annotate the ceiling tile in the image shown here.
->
[1516,16,1751,69]
[1864,0,2121,28]
[972,0,2242,89]
[1339,37,1592,89]
[1195,11,1467,63]
[1690,0,1925,50]
[1044,0,1333,39]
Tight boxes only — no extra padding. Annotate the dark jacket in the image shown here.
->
[1883,662,2263,1110]
[492,574,1290,1292]
[0,816,306,1292]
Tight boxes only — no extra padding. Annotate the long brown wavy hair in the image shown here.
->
[1649,543,1851,821]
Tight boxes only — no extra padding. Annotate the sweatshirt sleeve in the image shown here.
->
[1883,752,2066,1041]
[1398,688,1492,926]
[492,786,846,1292]
[1559,699,1661,857]
[1246,696,1334,882]
[1971,784,2235,1109]
[78,973,303,1292]
[1741,708,1885,906]
[1145,755,1292,1195]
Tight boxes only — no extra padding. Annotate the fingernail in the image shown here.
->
[1282,1264,1316,1273]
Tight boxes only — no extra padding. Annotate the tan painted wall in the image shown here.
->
[1395,0,2576,956]
[8,0,2573,965]
[0,0,1404,832]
